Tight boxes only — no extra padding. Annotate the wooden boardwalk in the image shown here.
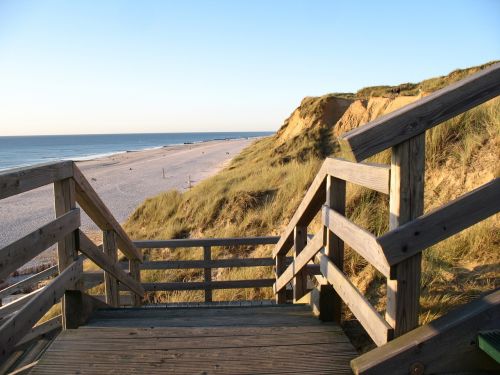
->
[30,304,357,374]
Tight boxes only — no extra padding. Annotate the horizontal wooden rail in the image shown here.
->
[134,236,280,248]
[0,209,80,280]
[273,163,328,258]
[274,232,324,293]
[135,257,279,270]
[339,63,500,161]
[14,315,62,350]
[78,231,144,297]
[323,158,391,194]
[140,279,275,292]
[322,206,391,278]
[0,257,82,359]
[0,289,41,319]
[317,251,393,346]
[0,265,58,300]
[81,272,104,290]
[379,178,500,266]
[0,161,73,200]
[72,165,142,261]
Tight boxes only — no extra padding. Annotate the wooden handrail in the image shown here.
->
[0,161,73,200]
[379,178,500,266]
[317,251,394,346]
[78,231,144,297]
[273,162,328,258]
[136,257,281,269]
[14,315,62,350]
[322,206,391,278]
[351,288,500,374]
[323,158,391,194]
[339,63,500,162]
[273,157,391,259]
[0,265,58,300]
[0,257,82,359]
[274,231,324,293]
[0,209,80,280]
[140,279,275,292]
[134,236,280,248]
[0,289,41,319]
[72,165,142,261]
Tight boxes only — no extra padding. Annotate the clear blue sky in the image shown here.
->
[0,0,498,135]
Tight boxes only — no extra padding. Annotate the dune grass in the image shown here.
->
[124,95,499,317]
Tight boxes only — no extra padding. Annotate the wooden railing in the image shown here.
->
[82,237,283,303]
[0,161,144,360]
[273,62,500,346]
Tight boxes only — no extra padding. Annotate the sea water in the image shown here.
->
[0,132,272,171]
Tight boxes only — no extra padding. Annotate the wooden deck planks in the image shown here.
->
[30,304,357,374]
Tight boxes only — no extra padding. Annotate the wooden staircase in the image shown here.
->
[0,62,499,374]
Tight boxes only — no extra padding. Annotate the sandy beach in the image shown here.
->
[0,138,257,269]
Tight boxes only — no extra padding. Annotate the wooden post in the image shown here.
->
[386,134,425,337]
[293,225,308,302]
[275,254,287,304]
[103,230,119,307]
[322,175,346,323]
[54,177,81,329]
[204,246,212,302]
[129,259,142,307]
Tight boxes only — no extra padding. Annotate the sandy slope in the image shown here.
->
[0,138,256,268]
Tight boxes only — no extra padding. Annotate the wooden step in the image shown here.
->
[30,304,357,374]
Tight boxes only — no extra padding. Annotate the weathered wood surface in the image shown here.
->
[325,175,346,323]
[0,209,80,280]
[63,290,111,329]
[0,257,82,359]
[0,265,58,300]
[322,206,390,277]
[140,279,275,292]
[102,230,119,307]
[129,259,142,307]
[134,236,279,248]
[203,246,212,302]
[136,257,278,269]
[54,179,78,271]
[14,315,62,350]
[81,272,104,290]
[0,161,73,200]
[339,62,500,161]
[54,177,81,329]
[385,134,425,337]
[292,225,308,301]
[317,251,393,347]
[379,178,500,266]
[273,163,328,257]
[274,231,323,293]
[324,158,390,194]
[274,253,287,303]
[351,289,500,375]
[72,165,142,261]
[31,304,356,374]
[78,231,144,297]
[0,289,41,319]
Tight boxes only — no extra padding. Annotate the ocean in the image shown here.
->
[0,132,273,171]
